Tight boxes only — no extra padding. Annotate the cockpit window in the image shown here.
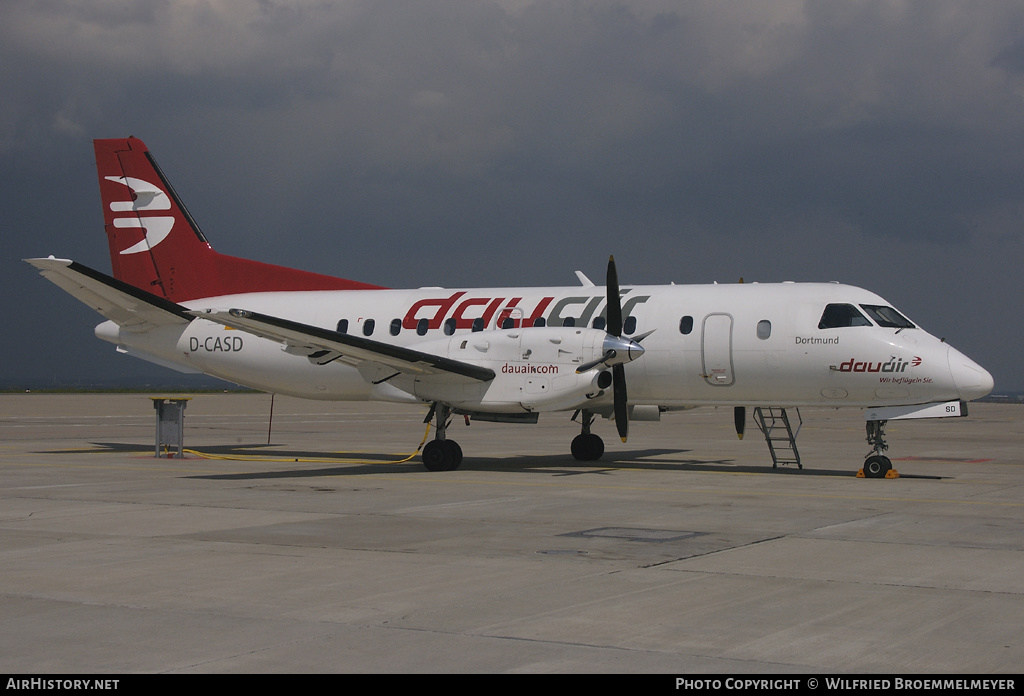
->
[860,304,915,329]
[818,304,872,329]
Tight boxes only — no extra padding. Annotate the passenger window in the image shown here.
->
[363,319,375,336]
[757,320,771,340]
[389,318,401,336]
[679,316,693,335]
[623,316,637,335]
[860,305,915,329]
[336,319,349,334]
[562,317,575,327]
[501,317,514,329]
[444,318,456,336]
[533,317,546,327]
[592,316,606,330]
[417,318,429,336]
[472,318,484,332]
[818,304,871,329]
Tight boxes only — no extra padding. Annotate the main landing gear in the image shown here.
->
[421,403,463,471]
[863,419,895,478]
[570,409,605,461]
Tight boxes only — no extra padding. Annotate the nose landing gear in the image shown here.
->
[862,419,897,478]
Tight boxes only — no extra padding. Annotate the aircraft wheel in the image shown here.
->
[422,440,447,471]
[571,433,604,461]
[422,440,462,471]
[864,455,892,479]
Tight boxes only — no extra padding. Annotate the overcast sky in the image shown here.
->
[3,0,1022,391]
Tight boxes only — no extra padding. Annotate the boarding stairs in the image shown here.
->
[753,407,802,469]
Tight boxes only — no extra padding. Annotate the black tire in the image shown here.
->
[422,440,449,471]
[571,433,604,461]
[864,455,892,479]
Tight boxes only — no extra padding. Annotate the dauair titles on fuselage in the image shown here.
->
[401,291,650,331]
[834,356,922,373]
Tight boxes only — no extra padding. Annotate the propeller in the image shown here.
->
[575,256,645,442]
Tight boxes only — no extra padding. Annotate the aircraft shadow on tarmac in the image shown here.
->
[42,441,858,480]
[45,440,406,461]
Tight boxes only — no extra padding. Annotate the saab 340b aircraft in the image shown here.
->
[26,137,994,475]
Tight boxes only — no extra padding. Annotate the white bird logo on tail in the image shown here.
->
[105,176,174,255]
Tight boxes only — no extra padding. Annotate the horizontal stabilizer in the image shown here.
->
[25,258,192,330]
[194,308,495,383]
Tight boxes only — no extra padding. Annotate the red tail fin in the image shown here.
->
[96,137,383,302]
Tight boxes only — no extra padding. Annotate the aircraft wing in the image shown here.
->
[25,258,193,330]
[195,308,496,382]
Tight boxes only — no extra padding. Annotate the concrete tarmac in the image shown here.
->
[1,393,1022,674]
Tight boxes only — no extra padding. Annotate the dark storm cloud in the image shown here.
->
[2,0,1022,389]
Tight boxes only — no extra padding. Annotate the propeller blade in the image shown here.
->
[576,349,616,374]
[734,406,746,440]
[606,256,622,337]
[613,363,628,442]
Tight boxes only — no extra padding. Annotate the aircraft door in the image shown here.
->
[701,313,734,386]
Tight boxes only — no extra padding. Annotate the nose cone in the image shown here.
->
[948,346,994,401]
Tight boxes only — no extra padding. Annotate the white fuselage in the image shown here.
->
[96,281,992,413]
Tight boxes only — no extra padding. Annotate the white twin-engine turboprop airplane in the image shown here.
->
[27,137,994,475]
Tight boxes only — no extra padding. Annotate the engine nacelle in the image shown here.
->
[386,326,620,412]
